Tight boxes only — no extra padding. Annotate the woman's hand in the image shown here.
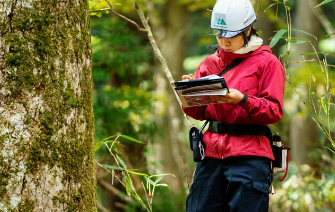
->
[181,74,195,81]
[210,88,244,104]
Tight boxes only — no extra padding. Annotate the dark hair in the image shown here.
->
[243,26,259,46]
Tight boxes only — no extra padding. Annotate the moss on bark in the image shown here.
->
[0,0,96,211]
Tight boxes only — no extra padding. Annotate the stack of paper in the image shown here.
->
[173,75,229,107]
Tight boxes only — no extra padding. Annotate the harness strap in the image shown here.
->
[208,121,268,136]
[202,58,245,120]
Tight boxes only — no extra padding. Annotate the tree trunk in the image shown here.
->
[0,1,97,211]
[294,0,321,56]
[289,0,321,166]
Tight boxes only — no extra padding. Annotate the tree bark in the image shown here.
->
[289,0,321,166]
[0,0,97,211]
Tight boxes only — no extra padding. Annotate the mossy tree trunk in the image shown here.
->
[0,1,97,211]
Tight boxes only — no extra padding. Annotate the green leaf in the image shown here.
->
[264,3,278,12]
[94,135,117,151]
[94,134,144,151]
[97,135,118,143]
[287,38,307,44]
[292,29,317,40]
[155,183,169,187]
[94,142,103,151]
[150,173,175,178]
[153,176,164,184]
[118,135,145,144]
[314,0,334,7]
[324,146,335,155]
[127,170,148,177]
[299,52,317,56]
[116,154,128,169]
[309,92,315,97]
[145,176,156,186]
[101,164,127,171]
[320,95,328,115]
[125,176,132,196]
[270,29,287,48]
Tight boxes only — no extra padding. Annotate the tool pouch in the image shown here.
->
[189,127,203,162]
[272,133,290,181]
[189,121,208,162]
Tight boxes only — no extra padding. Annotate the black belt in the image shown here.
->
[208,121,269,136]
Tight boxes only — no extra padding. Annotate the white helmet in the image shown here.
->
[211,0,256,38]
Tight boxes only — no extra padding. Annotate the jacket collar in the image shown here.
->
[216,45,272,61]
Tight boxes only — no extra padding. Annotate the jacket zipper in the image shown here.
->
[220,135,224,159]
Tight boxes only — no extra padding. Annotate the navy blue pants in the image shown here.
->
[186,156,272,212]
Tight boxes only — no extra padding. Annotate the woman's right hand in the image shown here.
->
[181,74,195,81]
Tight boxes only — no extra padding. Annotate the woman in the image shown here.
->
[182,0,285,211]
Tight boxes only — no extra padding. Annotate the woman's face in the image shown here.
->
[216,27,251,52]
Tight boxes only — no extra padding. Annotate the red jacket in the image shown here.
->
[183,46,285,160]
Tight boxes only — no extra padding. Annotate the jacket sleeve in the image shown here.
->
[182,59,213,120]
[240,57,285,125]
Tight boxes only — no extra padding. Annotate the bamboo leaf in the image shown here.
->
[155,183,169,187]
[95,135,118,150]
[299,52,317,56]
[150,173,175,178]
[101,164,127,171]
[287,37,307,44]
[264,3,278,12]
[118,135,145,144]
[116,154,128,169]
[127,170,148,177]
[270,29,287,48]
[314,0,334,8]
[324,146,335,155]
[320,95,328,115]
[145,177,156,186]
[153,176,164,184]
[125,176,132,196]
[292,29,317,40]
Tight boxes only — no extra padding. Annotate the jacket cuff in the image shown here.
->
[238,93,248,106]
[240,95,254,111]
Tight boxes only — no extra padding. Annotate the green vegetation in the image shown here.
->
[89,0,335,211]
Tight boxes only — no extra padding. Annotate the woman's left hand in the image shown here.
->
[210,88,244,104]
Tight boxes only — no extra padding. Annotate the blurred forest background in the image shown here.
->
[89,0,335,211]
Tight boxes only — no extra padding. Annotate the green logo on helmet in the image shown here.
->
[217,18,226,25]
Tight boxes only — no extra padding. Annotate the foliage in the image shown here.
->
[269,1,335,210]
[269,0,335,150]
[89,0,335,211]
[91,15,155,142]
[95,135,175,212]
[271,160,335,212]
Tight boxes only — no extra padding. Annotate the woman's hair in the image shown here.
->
[243,26,259,46]
[249,27,259,38]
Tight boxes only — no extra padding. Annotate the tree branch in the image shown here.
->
[97,204,111,212]
[97,178,133,203]
[102,0,195,126]
[132,0,195,126]
[92,4,148,33]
